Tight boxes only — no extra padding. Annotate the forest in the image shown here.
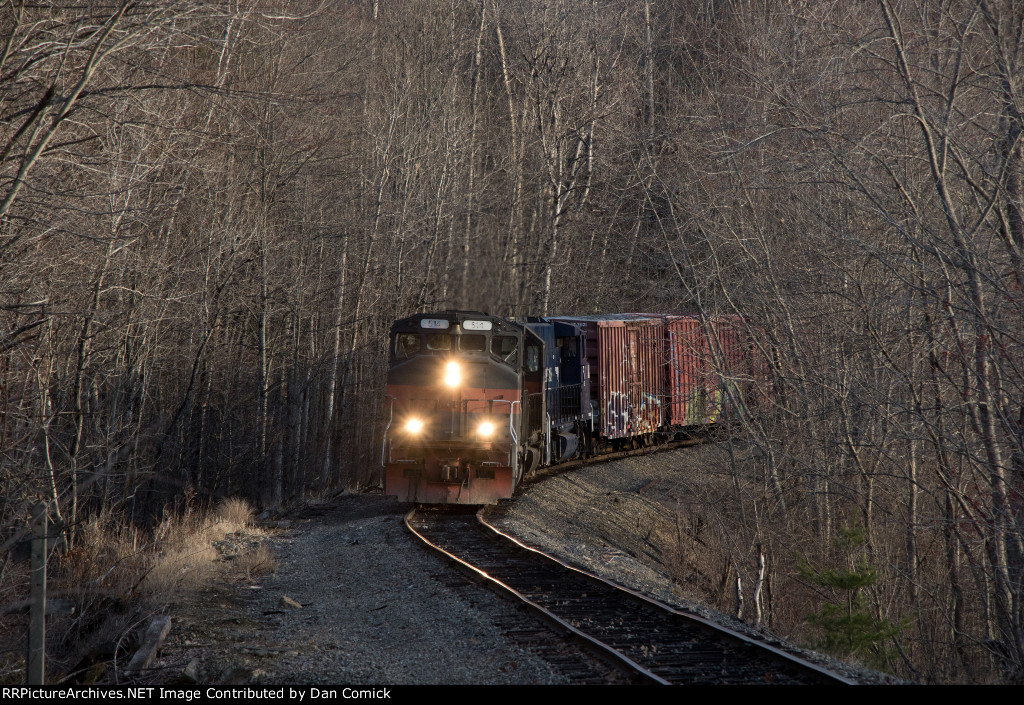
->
[0,0,1021,683]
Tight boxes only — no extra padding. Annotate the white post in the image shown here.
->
[28,502,47,685]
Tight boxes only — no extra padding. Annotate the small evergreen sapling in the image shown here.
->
[799,525,902,669]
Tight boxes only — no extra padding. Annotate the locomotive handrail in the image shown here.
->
[381,395,394,467]
[548,382,584,422]
[487,398,520,479]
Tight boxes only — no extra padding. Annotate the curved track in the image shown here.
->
[406,507,856,685]
[527,432,705,482]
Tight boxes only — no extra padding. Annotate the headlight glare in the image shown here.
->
[444,361,461,387]
[405,418,424,434]
[478,421,495,438]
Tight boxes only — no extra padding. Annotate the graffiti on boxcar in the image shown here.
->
[607,391,663,436]
[607,391,627,436]
[631,393,662,434]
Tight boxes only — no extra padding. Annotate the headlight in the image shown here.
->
[477,421,495,438]
[444,361,461,387]
[405,418,424,434]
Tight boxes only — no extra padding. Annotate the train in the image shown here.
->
[382,310,768,505]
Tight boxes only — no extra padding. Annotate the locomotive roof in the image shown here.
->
[391,310,522,333]
[548,313,673,323]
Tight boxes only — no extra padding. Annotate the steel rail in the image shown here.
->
[523,431,707,485]
[405,508,669,684]
[477,510,859,685]
[407,507,858,685]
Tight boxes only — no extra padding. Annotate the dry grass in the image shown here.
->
[141,496,266,599]
[213,497,254,529]
[0,497,275,684]
[232,543,279,582]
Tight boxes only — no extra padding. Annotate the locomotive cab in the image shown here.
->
[383,311,528,504]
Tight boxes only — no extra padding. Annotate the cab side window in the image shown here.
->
[394,333,421,359]
[491,335,518,364]
[557,336,578,359]
[525,344,540,373]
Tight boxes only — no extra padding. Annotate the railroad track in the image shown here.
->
[406,507,856,685]
[525,430,707,483]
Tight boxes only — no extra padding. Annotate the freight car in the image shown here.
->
[382,310,766,504]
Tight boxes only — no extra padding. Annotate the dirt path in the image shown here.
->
[149,493,566,685]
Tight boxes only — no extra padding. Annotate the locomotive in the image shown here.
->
[382,310,765,505]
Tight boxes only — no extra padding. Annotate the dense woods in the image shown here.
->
[1,0,1021,683]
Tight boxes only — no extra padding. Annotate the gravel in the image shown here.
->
[151,493,567,685]
[150,442,899,685]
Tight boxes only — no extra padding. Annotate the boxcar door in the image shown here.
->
[627,326,640,435]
